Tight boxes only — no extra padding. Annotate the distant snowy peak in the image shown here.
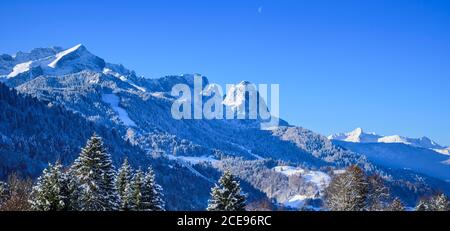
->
[223,80,268,110]
[223,81,252,108]
[328,128,379,143]
[47,44,105,72]
[48,44,83,68]
[329,128,446,150]
[379,135,442,149]
[1,44,105,79]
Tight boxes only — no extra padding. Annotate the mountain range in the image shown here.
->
[1,44,449,209]
[329,128,448,151]
[329,128,450,183]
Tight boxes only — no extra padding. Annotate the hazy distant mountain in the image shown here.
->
[329,127,447,150]
[329,128,450,182]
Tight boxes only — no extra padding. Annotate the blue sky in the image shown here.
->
[1,0,450,145]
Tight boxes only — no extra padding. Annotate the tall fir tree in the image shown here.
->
[366,175,389,211]
[415,194,449,211]
[131,168,144,211]
[140,167,165,211]
[388,197,405,211]
[121,182,133,211]
[325,165,368,211]
[430,193,449,211]
[71,134,119,211]
[29,162,67,211]
[0,180,7,206]
[415,199,428,211]
[116,158,133,211]
[60,169,81,211]
[207,170,246,211]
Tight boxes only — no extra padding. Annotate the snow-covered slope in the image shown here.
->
[434,147,450,156]
[273,165,331,209]
[8,61,33,78]
[101,93,137,127]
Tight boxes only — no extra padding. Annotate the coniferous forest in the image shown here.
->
[0,134,448,211]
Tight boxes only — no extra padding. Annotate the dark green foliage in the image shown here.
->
[71,134,119,211]
[207,170,246,211]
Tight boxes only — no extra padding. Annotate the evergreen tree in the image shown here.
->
[60,169,81,211]
[207,170,246,211]
[366,175,389,211]
[0,181,7,206]
[430,193,449,211]
[415,199,428,211]
[29,162,67,211]
[388,197,405,211]
[71,134,119,211]
[116,158,133,211]
[141,167,165,211]
[325,165,368,211]
[415,194,449,211]
[121,182,133,211]
[131,168,144,211]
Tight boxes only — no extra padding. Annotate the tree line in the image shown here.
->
[0,134,247,211]
[0,135,447,211]
[0,134,164,211]
[324,165,449,211]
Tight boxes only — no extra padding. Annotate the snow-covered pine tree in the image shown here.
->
[131,168,143,211]
[388,197,405,211]
[116,158,133,211]
[71,134,119,211]
[121,182,133,211]
[430,193,449,211]
[366,175,389,211]
[325,165,368,211]
[60,169,81,211]
[207,170,246,211]
[0,180,7,206]
[29,162,66,211]
[415,199,428,211]
[141,167,165,211]
[415,194,449,211]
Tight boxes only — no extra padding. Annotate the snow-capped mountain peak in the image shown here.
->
[377,135,407,144]
[327,127,379,143]
[48,44,83,68]
[223,81,249,108]
[1,44,106,80]
[329,128,446,150]
[223,80,260,107]
[46,44,105,72]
